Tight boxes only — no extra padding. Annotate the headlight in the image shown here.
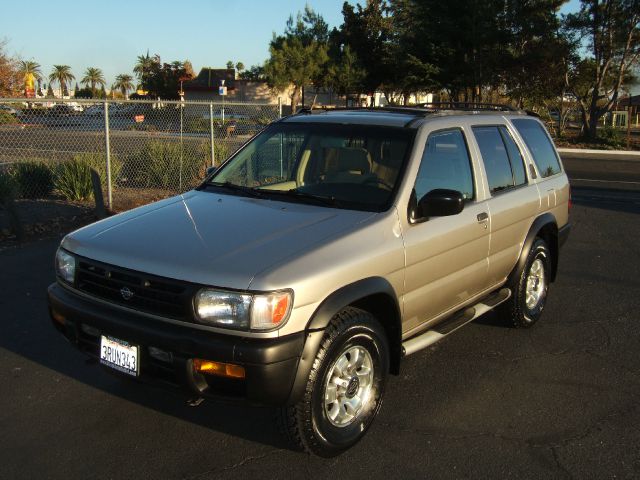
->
[55,248,76,283]
[194,289,292,331]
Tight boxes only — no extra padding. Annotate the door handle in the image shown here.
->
[477,212,489,222]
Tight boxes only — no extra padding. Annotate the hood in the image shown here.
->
[63,190,374,289]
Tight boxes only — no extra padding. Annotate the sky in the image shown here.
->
[3,0,350,88]
[3,0,588,91]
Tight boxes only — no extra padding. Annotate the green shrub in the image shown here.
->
[71,152,122,187]
[598,125,624,148]
[0,110,18,125]
[54,159,95,201]
[13,162,54,198]
[0,169,18,204]
[124,140,209,190]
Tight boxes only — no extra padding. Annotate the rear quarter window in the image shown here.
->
[511,119,562,178]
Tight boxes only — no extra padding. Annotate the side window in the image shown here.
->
[415,129,474,201]
[498,126,527,186]
[511,119,561,178]
[472,126,514,194]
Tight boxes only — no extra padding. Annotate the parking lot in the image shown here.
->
[1,158,639,478]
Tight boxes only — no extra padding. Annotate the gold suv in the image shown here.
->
[49,105,571,457]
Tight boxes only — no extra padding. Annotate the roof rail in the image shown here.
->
[293,103,526,117]
[416,102,518,112]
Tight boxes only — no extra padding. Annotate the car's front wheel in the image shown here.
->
[278,307,389,457]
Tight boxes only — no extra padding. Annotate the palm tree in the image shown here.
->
[49,65,75,98]
[133,51,157,90]
[81,67,106,97]
[18,60,42,97]
[18,60,42,81]
[113,73,134,98]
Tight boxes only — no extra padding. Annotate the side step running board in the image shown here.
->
[402,288,511,357]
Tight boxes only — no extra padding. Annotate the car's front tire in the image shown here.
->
[278,307,389,457]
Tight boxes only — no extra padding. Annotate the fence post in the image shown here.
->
[104,101,112,210]
[209,102,215,167]
[627,106,631,149]
[278,97,282,118]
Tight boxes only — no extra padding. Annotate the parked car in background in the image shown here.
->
[0,104,19,116]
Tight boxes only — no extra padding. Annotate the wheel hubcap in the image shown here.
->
[525,258,546,310]
[323,346,374,427]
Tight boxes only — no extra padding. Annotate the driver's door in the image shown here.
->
[402,128,491,334]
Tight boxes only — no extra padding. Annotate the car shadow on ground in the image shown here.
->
[3,325,295,450]
[0,265,294,454]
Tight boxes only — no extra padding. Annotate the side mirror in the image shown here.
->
[205,166,217,177]
[410,189,464,222]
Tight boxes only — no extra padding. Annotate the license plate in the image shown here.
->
[100,335,139,377]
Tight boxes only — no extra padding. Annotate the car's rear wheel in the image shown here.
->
[501,237,551,328]
[278,307,389,457]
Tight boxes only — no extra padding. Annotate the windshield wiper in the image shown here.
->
[204,181,263,198]
[260,188,339,207]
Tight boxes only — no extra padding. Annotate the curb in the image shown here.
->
[558,147,640,157]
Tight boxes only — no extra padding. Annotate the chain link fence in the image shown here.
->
[0,98,281,211]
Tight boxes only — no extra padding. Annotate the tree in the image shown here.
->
[235,62,245,73]
[240,65,265,81]
[226,60,234,70]
[81,67,106,97]
[113,73,134,98]
[17,60,42,96]
[49,65,74,98]
[564,0,640,139]
[337,1,397,100]
[264,6,330,108]
[183,60,195,79]
[0,39,20,97]
[133,51,157,90]
[329,45,365,105]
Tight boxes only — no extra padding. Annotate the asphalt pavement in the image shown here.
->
[1,158,639,479]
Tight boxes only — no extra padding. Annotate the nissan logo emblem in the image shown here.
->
[120,287,134,300]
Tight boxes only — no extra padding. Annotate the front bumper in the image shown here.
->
[48,282,306,405]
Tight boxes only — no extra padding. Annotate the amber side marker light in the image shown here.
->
[193,359,245,379]
[51,309,66,325]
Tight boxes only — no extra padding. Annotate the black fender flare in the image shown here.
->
[509,213,558,284]
[287,277,402,404]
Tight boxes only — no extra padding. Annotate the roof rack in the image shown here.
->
[296,103,521,114]
[416,102,518,112]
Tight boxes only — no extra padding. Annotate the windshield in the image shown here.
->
[206,123,415,211]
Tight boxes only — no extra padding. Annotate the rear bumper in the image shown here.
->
[48,282,306,405]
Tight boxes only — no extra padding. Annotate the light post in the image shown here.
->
[178,80,185,190]
[219,80,227,125]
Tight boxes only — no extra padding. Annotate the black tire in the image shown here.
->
[277,307,389,457]
[501,238,551,328]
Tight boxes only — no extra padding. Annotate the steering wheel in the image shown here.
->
[363,176,394,191]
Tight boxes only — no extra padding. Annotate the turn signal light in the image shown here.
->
[51,309,66,325]
[193,359,245,379]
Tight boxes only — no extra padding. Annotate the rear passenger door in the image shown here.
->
[510,118,570,229]
[402,129,491,334]
[471,125,540,285]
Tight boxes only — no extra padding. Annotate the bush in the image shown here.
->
[0,110,18,125]
[123,140,209,190]
[13,162,54,198]
[598,125,624,148]
[54,159,95,201]
[0,169,18,204]
[72,152,122,187]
